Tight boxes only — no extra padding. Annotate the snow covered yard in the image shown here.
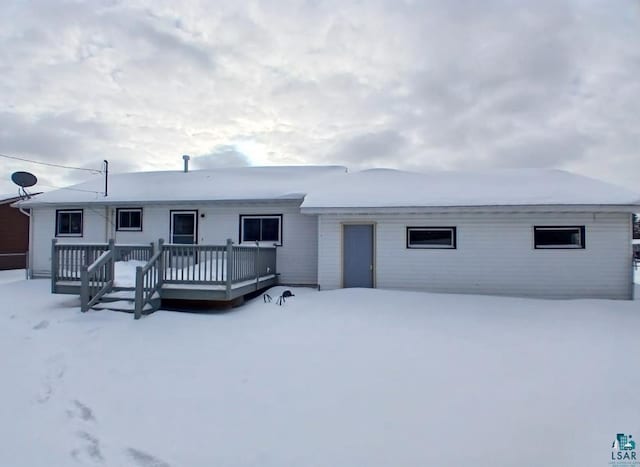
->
[0,273,639,467]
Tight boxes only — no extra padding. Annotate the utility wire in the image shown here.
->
[0,152,103,174]
[37,183,105,195]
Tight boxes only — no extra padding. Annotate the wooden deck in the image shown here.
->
[54,274,278,301]
[51,239,278,318]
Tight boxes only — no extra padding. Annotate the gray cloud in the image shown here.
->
[486,131,596,169]
[105,11,215,72]
[0,0,639,194]
[329,130,408,168]
[0,112,113,161]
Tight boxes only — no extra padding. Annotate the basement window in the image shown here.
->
[56,210,83,237]
[240,215,282,245]
[534,226,585,249]
[407,227,456,249]
[116,208,143,231]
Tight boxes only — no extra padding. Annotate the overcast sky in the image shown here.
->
[1,0,639,195]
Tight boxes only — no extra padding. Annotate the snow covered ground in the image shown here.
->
[1,272,639,467]
[0,268,27,285]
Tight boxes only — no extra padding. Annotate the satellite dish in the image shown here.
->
[11,171,38,188]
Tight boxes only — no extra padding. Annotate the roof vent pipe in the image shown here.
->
[182,154,190,173]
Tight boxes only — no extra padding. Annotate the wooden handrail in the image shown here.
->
[134,249,164,319]
[87,250,112,274]
[80,249,114,312]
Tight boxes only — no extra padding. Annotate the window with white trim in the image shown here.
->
[407,227,456,249]
[116,208,143,231]
[56,210,83,237]
[534,226,585,249]
[240,215,282,245]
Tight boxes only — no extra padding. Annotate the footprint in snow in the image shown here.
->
[37,383,52,404]
[33,320,49,330]
[70,431,104,464]
[36,354,66,403]
[67,400,96,422]
[126,448,171,467]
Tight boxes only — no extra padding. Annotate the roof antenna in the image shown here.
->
[103,160,108,197]
[183,154,190,173]
[11,171,38,200]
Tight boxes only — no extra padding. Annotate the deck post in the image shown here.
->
[150,241,155,257]
[134,266,143,320]
[105,242,115,285]
[108,238,116,261]
[158,239,165,286]
[51,239,58,293]
[255,241,260,290]
[225,238,233,299]
[80,265,89,312]
[273,243,277,280]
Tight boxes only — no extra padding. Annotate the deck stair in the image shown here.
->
[91,287,160,314]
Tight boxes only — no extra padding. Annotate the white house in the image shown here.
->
[17,165,640,311]
[302,169,639,299]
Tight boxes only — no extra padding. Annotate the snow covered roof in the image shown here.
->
[300,168,640,210]
[16,166,640,209]
[18,166,348,206]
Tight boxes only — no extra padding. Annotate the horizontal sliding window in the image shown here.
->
[240,215,282,245]
[534,226,585,249]
[116,208,143,231]
[407,227,456,249]
[56,210,83,237]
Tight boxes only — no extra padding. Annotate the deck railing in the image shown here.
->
[51,240,110,291]
[114,244,154,262]
[134,249,164,319]
[51,240,153,289]
[160,239,277,293]
[80,249,115,312]
[161,241,228,285]
[232,244,277,283]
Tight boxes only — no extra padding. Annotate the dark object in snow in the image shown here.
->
[263,290,295,305]
[277,290,295,305]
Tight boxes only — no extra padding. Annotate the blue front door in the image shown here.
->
[343,224,374,288]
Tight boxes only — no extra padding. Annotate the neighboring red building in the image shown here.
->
[0,195,30,270]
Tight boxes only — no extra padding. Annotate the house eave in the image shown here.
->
[17,197,306,209]
[300,204,640,215]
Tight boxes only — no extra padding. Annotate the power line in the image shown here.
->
[37,183,105,195]
[0,152,103,174]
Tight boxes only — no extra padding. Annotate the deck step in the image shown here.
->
[93,300,136,312]
[101,291,135,301]
[101,290,160,302]
[92,299,156,313]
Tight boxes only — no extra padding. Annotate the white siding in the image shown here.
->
[31,202,318,285]
[31,206,109,276]
[318,212,633,299]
